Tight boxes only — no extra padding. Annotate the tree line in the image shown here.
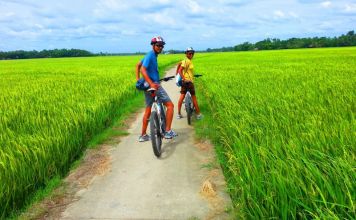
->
[1,31,355,59]
[207,30,356,52]
[0,48,93,60]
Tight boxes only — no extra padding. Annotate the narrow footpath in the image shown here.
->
[60,67,232,220]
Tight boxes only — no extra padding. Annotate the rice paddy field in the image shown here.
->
[0,55,180,218]
[1,47,355,219]
[193,47,355,219]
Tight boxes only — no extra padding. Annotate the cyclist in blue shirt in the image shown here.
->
[135,36,177,142]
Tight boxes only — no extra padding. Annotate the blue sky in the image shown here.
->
[0,0,355,53]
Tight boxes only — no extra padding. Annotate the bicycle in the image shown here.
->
[184,74,202,125]
[148,76,175,158]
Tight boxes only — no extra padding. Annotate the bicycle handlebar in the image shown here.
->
[147,76,175,92]
[147,74,202,93]
[159,75,202,81]
[159,76,175,82]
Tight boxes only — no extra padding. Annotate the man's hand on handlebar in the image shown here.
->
[150,83,160,90]
[148,76,175,90]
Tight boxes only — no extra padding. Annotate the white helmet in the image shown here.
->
[150,36,166,45]
[185,47,195,53]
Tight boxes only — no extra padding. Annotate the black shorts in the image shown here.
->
[180,81,195,95]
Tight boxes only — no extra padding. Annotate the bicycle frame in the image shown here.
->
[182,74,202,125]
[151,95,166,135]
[148,76,174,157]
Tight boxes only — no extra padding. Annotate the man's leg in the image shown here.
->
[142,106,151,135]
[192,95,200,115]
[177,94,185,116]
[139,92,153,142]
[156,86,177,138]
[164,101,174,131]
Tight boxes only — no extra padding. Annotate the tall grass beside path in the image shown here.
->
[0,54,180,218]
[193,47,355,219]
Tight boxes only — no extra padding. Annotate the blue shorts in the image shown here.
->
[144,86,172,107]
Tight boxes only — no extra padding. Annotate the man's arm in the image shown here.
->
[141,66,159,90]
[178,65,186,80]
[175,61,181,75]
[135,61,142,80]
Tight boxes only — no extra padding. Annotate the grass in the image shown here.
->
[3,48,354,219]
[87,93,143,148]
[193,47,356,219]
[0,54,181,218]
[6,175,62,220]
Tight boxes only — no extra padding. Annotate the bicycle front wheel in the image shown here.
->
[159,103,166,134]
[150,111,162,157]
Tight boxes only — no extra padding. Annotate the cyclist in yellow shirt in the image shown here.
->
[176,47,202,119]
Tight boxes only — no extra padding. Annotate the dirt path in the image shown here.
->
[58,67,232,219]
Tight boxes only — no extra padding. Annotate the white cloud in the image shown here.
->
[121,29,137,36]
[4,12,15,17]
[34,24,44,29]
[319,21,333,29]
[201,30,216,38]
[143,12,176,26]
[344,3,356,12]
[0,0,354,52]
[272,10,300,20]
[321,1,332,8]
[93,0,129,18]
[274,10,285,18]
[153,0,172,3]
[289,11,299,18]
[98,0,128,10]
[186,0,203,13]
[0,11,15,22]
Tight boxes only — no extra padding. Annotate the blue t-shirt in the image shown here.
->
[142,50,159,83]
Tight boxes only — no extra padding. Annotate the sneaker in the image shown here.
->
[164,130,178,139]
[177,114,183,119]
[196,114,203,120]
[138,134,150,142]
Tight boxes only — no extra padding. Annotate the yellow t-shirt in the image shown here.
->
[181,58,194,82]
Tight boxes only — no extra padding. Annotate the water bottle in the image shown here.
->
[144,81,149,89]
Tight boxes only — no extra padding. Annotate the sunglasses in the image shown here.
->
[155,44,164,48]
[187,52,194,55]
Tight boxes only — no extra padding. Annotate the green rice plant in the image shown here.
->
[193,47,356,219]
[0,54,180,218]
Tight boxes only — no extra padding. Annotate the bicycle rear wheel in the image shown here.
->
[150,111,162,157]
[185,96,192,125]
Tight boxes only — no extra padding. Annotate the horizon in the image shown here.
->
[1,0,355,53]
[1,30,354,54]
